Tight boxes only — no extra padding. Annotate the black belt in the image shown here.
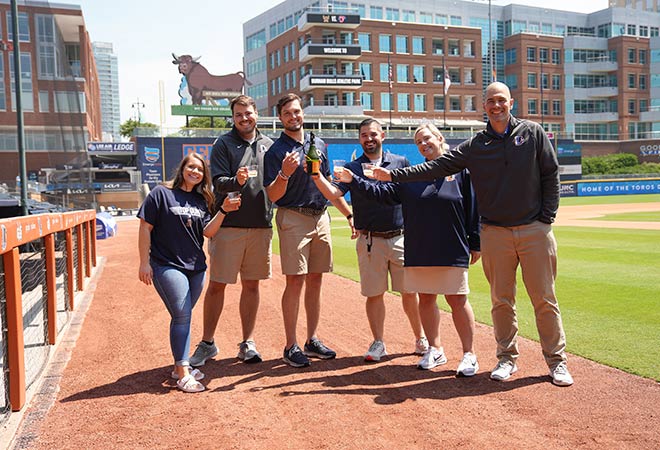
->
[360,229,403,239]
[285,206,327,217]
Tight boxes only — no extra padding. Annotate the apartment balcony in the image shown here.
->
[574,112,619,122]
[299,73,363,91]
[640,108,660,122]
[299,42,361,62]
[297,10,360,33]
[576,87,618,98]
[303,103,364,116]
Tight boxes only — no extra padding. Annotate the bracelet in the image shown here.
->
[278,170,290,181]
[346,214,353,220]
[218,205,228,215]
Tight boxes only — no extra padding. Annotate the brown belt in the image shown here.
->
[285,206,327,217]
[359,229,403,239]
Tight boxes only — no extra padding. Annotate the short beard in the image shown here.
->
[284,122,303,132]
[362,143,381,155]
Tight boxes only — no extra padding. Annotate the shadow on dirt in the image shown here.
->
[59,353,548,405]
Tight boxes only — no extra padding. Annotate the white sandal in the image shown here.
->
[171,368,204,381]
[177,374,205,393]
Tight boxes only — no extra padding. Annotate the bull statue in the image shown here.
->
[172,53,250,105]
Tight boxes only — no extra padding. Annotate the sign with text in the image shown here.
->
[87,142,136,153]
[171,104,231,117]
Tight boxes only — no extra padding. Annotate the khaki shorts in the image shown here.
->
[404,266,469,295]
[356,233,408,297]
[208,227,273,284]
[275,208,332,275]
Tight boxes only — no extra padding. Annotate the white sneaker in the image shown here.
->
[550,362,574,386]
[490,359,518,381]
[414,337,430,355]
[417,346,447,370]
[456,352,479,377]
[364,340,387,362]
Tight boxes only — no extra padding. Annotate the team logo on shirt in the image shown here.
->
[445,175,455,182]
[514,136,527,146]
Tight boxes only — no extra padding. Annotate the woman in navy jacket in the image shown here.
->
[338,124,481,376]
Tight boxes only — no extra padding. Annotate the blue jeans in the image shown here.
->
[151,262,206,366]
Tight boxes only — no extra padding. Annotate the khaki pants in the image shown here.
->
[481,221,567,368]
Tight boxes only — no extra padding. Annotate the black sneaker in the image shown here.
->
[304,338,336,360]
[283,344,311,368]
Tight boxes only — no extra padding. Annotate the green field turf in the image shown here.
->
[559,193,660,206]
[272,201,660,381]
[587,211,660,222]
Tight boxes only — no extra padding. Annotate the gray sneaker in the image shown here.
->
[190,341,218,367]
[237,340,262,363]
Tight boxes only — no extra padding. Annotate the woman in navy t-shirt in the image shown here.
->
[138,153,239,393]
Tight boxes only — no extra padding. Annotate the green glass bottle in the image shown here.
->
[306,132,321,175]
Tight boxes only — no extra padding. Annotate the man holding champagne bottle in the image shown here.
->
[263,93,356,368]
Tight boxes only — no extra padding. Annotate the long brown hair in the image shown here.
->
[163,153,215,213]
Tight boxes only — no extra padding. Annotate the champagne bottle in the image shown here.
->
[306,132,321,175]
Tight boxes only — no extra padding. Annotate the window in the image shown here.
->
[402,10,415,22]
[0,58,5,110]
[450,15,462,26]
[639,49,647,65]
[432,38,444,55]
[9,53,34,112]
[370,6,383,20]
[552,74,561,90]
[528,73,537,89]
[541,73,549,90]
[628,73,636,88]
[652,27,660,37]
[553,100,561,115]
[283,46,289,63]
[381,92,392,111]
[360,62,372,81]
[552,49,561,65]
[385,7,399,21]
[420,12,432,24]
[412,37,424,55]
[413,65,425,83]
[528,99,537,115]
[432,67,444,83]
[7,12,30,42]
[342,92,354,106]
[351,3,366,17]
[527,47,536,62]
[358,33,371,51]
[379,63,390,83]
[628,99,636,114]
[53,91,85,113]
[463,68,475,84]
[396,64,409,82]
[396,35,409,54]
[414,94,426,111]
[640,25,649,37]
[435,14,448,25]
[341,62,353,75]
[539,48,549,64]
[505,48,517,65]
[247,57,266,76]
[448,67,460,84]
[542,100,549,116]
[640,99,648,112]
[449,96,461,111]
[433,95,445,111]
[340,32,353,45]
[286,15,294,29]
[269,23,277,39]
[628,48,636,63]
[379,34,391,53]
[464,96,476,112]
[291,70,297,88]
[36,15,61,78]
[639,74,647,90]
[284,72,290,90]
[397,93,410,111]
[627,24,636,36]
[448,39,460,56]
[463,40,475,57]
[361,92,373,110]
[324,92,338,106]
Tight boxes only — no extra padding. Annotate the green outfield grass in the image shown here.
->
[559,193,660,206]
[587,211,660,222]
[272,200,660,381]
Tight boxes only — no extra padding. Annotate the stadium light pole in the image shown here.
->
[11,0,28,216]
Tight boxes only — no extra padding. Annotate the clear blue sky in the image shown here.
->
[75,0,608,129]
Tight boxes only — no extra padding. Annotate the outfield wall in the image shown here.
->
[560,178,660,197]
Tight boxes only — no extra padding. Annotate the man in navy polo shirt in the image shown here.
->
[263,93,355,368]
[311,118,426,362]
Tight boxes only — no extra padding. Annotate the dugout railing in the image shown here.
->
[0,210,96,425]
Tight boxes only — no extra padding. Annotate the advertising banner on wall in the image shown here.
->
[576,179,660,196]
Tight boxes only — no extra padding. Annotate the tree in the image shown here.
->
[185,117,229,129]
[120,118,159,138]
